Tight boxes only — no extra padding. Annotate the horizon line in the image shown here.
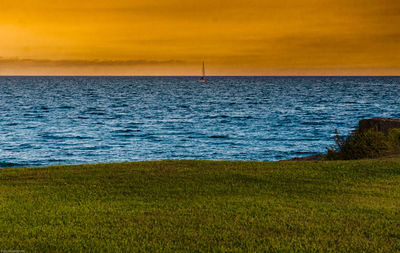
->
[0,75,399,77]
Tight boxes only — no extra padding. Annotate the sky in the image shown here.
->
[0,0,399,75]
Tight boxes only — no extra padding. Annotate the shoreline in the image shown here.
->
[283,154,326,161]
[0,155,327,169]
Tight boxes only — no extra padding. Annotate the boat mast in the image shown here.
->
[199,61,206,82]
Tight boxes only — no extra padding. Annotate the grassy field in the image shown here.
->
[0,159,399,252]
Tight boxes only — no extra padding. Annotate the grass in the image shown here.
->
[0,159,400,252]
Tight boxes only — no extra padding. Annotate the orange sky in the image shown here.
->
[0,0,399,75]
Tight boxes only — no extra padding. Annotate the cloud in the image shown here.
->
[0,58,184,67]
[1,0,399,75]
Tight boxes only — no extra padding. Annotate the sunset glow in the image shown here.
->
[1,0,399,75]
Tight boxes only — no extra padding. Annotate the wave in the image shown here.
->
[59,105,75,109]
[209,135,230,139]
[0,162,25,168]
[113,129,141,133]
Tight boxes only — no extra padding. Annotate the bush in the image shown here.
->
[326,128,400,160]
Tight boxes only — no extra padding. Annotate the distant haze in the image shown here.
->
[1,0,399,75]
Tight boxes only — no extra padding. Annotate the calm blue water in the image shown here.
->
[0,76,399,167]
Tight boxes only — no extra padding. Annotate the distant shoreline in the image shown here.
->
[1,75,400,77]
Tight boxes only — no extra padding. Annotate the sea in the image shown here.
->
[0,76,399,167]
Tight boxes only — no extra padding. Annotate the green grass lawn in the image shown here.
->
[1,159,400,252]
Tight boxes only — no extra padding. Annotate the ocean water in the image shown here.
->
[0,76,399,167]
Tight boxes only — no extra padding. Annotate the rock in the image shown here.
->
[358,118,400,133]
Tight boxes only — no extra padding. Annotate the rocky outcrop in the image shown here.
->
[358,118,400,133]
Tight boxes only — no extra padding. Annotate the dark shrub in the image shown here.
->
[326,128,400,160]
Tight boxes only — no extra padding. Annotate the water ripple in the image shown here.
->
[0,76,398,167]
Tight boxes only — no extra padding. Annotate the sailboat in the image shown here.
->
[199,61,206,83]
